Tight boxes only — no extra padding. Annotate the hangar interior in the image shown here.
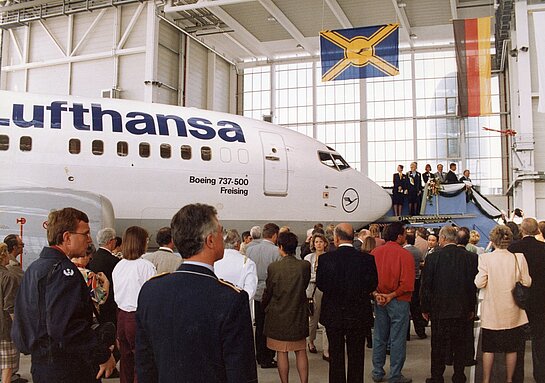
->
[1,0,544,218]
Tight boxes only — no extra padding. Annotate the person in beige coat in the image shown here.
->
[475,225,532,383]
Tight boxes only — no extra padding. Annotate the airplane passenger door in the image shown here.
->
[260,132,288,196]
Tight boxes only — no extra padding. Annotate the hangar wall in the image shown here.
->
[0,1,236,112]
[508,1,545,219]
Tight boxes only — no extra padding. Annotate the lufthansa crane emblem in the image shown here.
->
[342,188,359,213]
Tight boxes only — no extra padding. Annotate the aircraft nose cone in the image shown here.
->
[364,181,392,222]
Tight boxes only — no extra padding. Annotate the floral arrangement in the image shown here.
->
[426,178,442,203]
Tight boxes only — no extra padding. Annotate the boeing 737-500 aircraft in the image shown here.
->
[0,91,391,266]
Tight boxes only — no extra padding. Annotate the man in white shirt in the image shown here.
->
[143,227,182,274]
[214,229,257,300]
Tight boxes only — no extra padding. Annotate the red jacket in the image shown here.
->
[371,241,415,302]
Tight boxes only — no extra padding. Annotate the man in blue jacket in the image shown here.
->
[11,208,116,382]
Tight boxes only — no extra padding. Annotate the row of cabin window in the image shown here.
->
[70,139,211,160]
[0,135,211,161]
[0,135,32,151]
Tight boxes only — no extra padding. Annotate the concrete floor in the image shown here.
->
[13,325,535,383]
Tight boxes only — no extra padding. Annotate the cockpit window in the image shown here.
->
[318,151,350,171]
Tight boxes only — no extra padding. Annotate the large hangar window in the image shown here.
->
[181,145,192,160]
[242,51,503,195]
[69,139,81,154]
[139,143,151,158]
[92,140,104,155]
[0,135,9,151]
[20,136,32,152]
[160,144,171,159]
[117,141,128,157]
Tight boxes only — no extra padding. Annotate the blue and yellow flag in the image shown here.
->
[320,24,400,82]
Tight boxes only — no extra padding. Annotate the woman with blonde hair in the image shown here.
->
[304,233,330,360]
[113,226,156,383]
[0,244,19,383]
[475,225,531,383]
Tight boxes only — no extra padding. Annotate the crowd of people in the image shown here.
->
[392,161,473,216]
[0,205,544,383]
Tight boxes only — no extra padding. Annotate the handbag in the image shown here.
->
[307,284,317,317]
[511,253,530,310]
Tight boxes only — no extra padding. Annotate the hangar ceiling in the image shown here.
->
[0,0,497,64]
[160,0,496,63]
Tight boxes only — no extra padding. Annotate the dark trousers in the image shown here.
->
[514,312,545,383]
[430,318,468,383]
[326,326,366,383]
[410,279,427,335]
[117,309,137,383]
[254,300,275,364]
[31,355,99,383]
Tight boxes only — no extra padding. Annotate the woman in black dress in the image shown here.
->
[392,164,406,216]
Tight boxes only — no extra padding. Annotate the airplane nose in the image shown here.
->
[364,180,392,221]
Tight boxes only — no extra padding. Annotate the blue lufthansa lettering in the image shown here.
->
[8,102,246,143]
[157,114,187,137]
[91,104,123,132]
[217,120,245,143]
[12,104,44,128]
[126,112,156,135]
[188,118,215,140]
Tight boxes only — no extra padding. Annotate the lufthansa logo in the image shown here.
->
[342,188,359,213]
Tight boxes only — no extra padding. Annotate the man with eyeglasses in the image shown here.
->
[11,207,116,382]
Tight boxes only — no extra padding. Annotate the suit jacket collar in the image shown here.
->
[179,262,216,277]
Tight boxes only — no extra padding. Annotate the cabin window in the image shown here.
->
[238,149,249,164]
[180,145,192,160]
[20,136,32,152]
[92,140,104,155]
[69,139,81,154]
[160,144,171,159]
[220,147,231,163]
[139,143,150,158]
[0,135,8,151]
[201,146,212,161]
[117,141,128,157]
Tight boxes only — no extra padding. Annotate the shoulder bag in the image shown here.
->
[512,253,530,310]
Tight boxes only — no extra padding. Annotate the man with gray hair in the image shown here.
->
[136,203,257,382]
[214,229,257,299]
[420,225,477,383]
[242,226,261,255]
[509,217,545,383]
[88,227,119,325]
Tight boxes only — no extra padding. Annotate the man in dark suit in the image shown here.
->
[317,223,378,383]
[88,227,119,325]
[509,218,545,383]
[406,162,423,216]
[135,204,257,383]
[445,163,460,184]
[420,226,478,383]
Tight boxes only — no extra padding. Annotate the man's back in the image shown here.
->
[88,248,120,323]
[136,263,257,383]
[509,236,545,314]
[143,248,182,274]
[317,246,378,329]
[420,244,477,318]
[214,249,257,299]
[371,241,415,301]
[246,239,280,301]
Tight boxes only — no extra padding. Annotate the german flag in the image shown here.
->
[453,17,492,117]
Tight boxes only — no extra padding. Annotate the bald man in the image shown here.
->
[317,223,378,383]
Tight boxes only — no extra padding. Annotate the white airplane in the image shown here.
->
[0,91,391,266]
